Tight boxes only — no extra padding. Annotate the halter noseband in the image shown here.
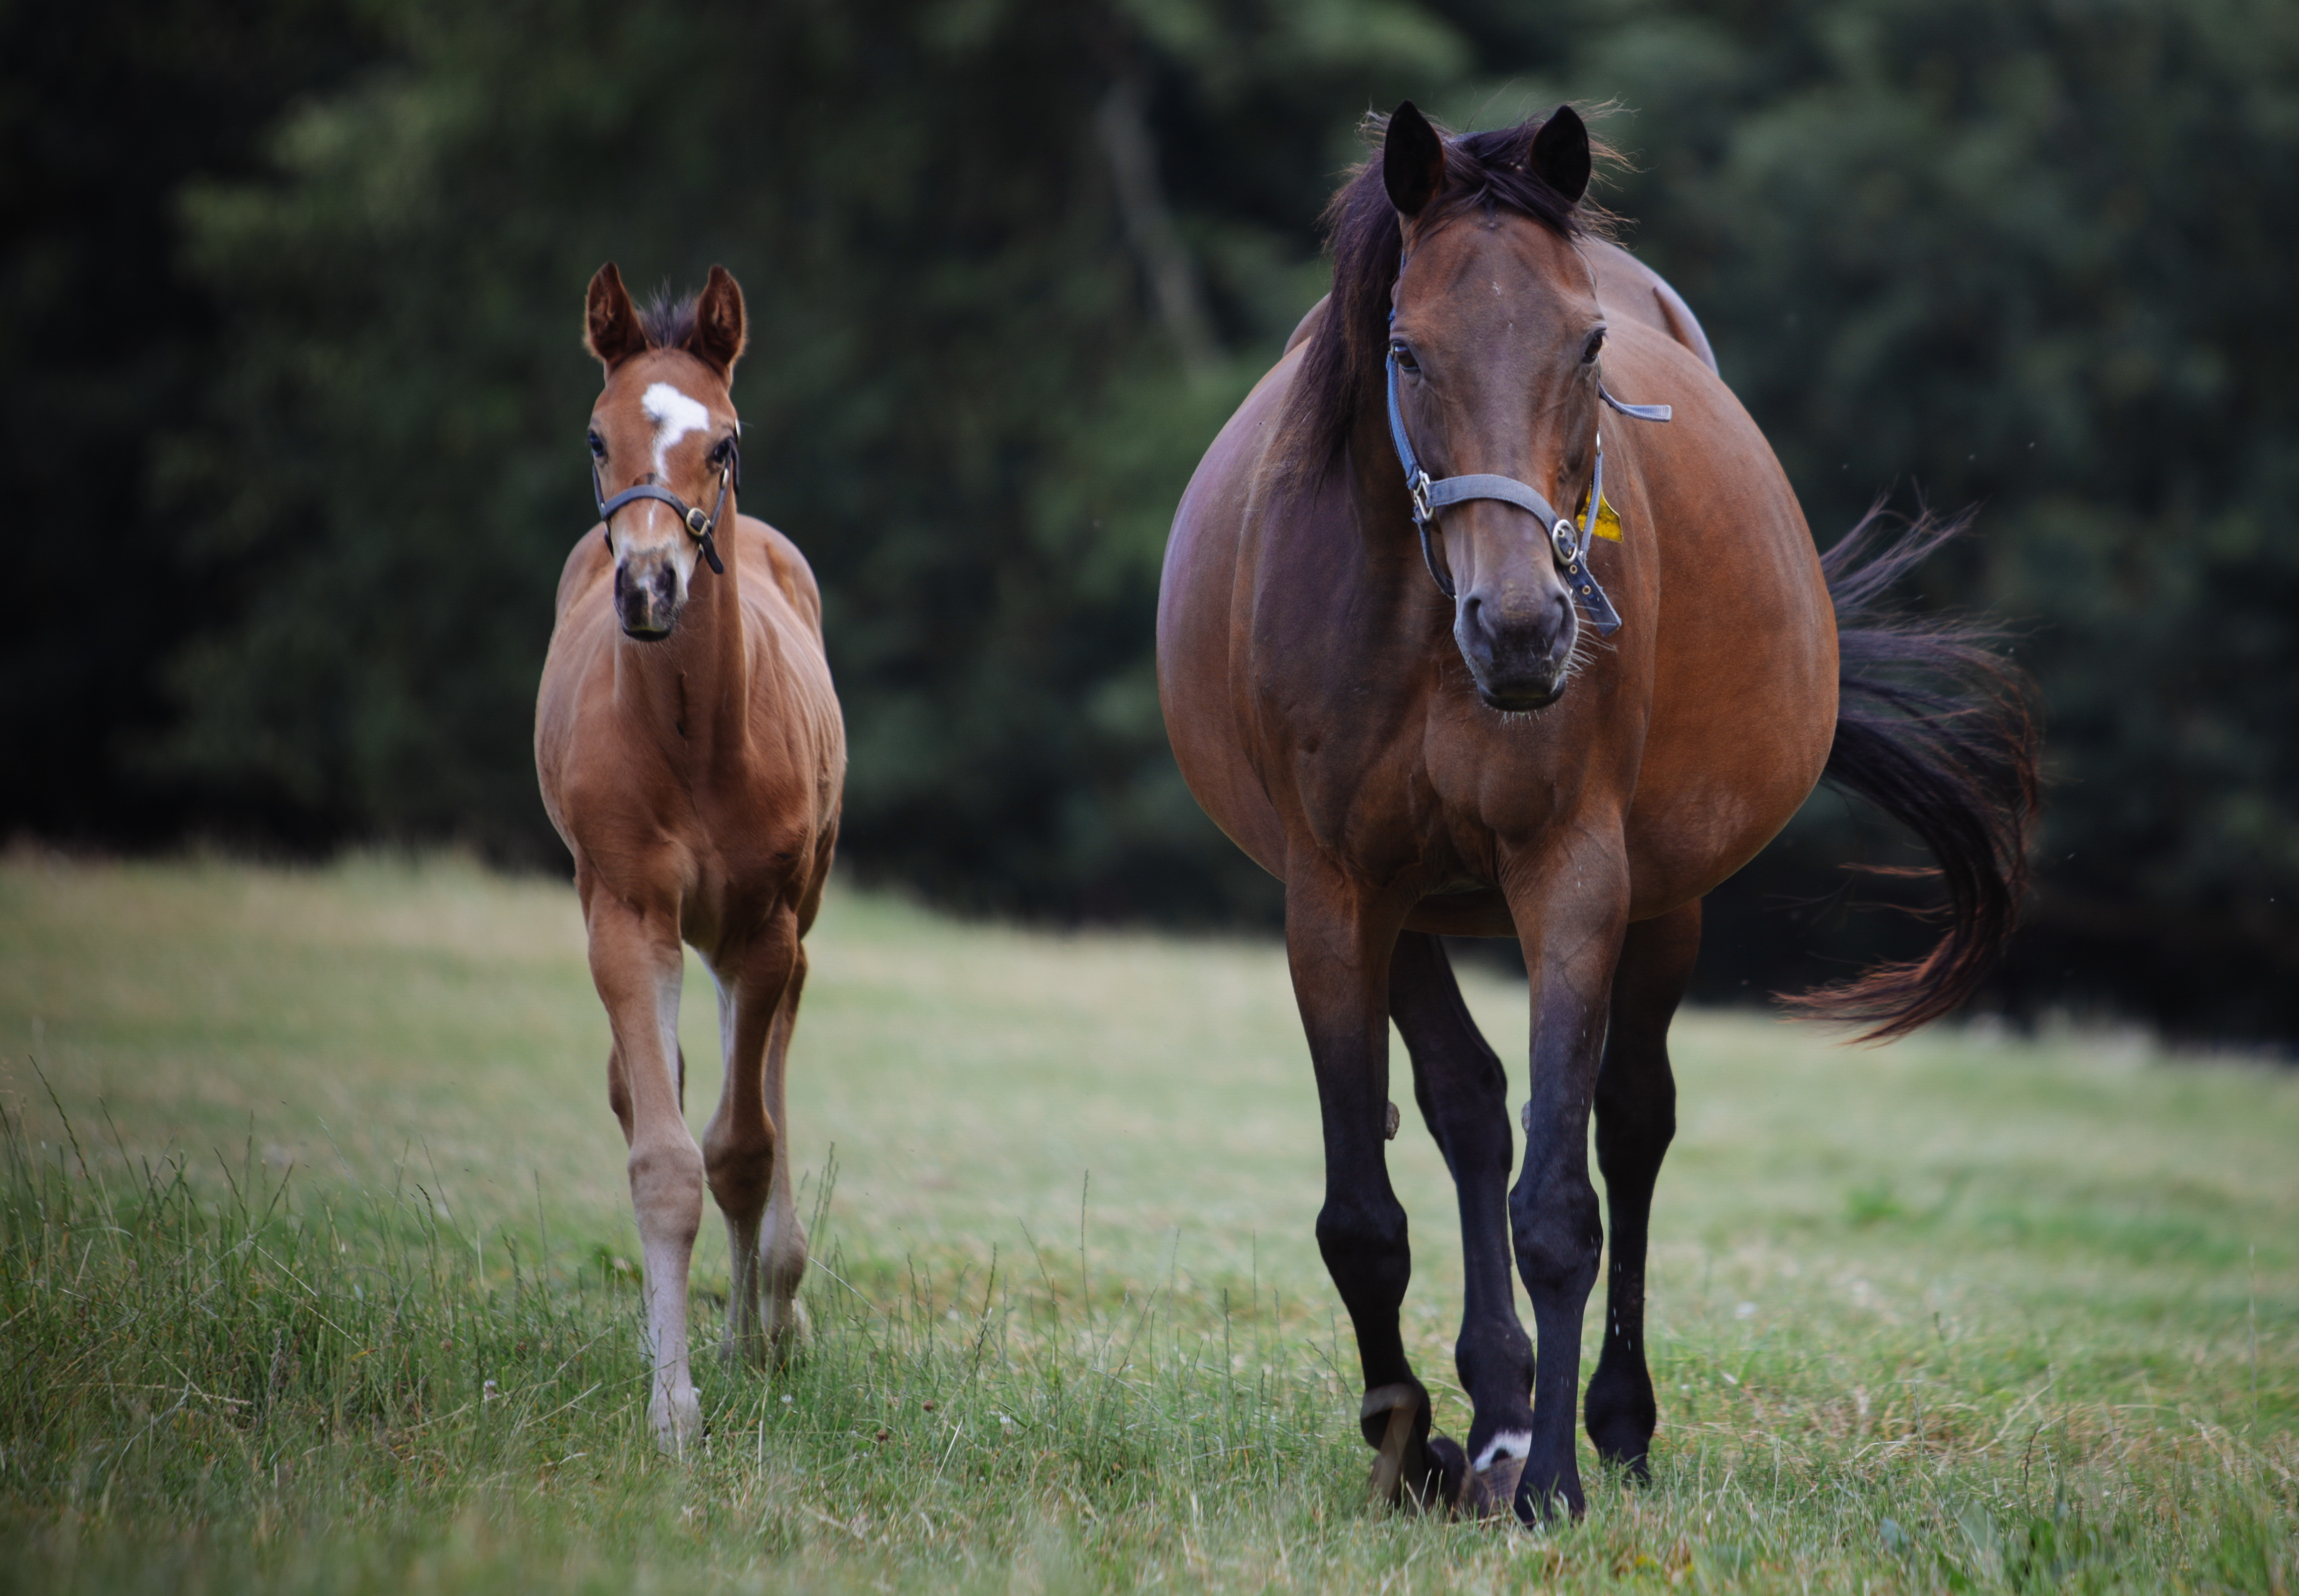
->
[591,439,740,578]
[1385,309,1668,636]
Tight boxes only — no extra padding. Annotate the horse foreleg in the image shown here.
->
[1585,900,1696,1480]
[1504,851,1630,1521]
[587,897,706,1453]
[1287,868,1440,1509]
[1389,930,1527,1514]
[702,911,798,1371]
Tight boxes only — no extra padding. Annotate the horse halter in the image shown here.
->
[591,438,740,578]
[1385,310,1669,636]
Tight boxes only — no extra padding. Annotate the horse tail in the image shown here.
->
[1780,508,2041,1042]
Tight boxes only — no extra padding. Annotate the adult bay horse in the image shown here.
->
[1157,105,2035,1521]
[536,263,844,1452]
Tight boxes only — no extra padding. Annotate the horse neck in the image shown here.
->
[614,537,751,767]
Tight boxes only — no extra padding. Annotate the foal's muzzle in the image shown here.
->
[615,553,682,640]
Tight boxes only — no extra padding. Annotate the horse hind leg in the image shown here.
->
[1389,930,1530,1516]
[756,944,811,1359]
[1584,900,1697,1480]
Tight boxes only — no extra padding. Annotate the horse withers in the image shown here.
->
[1157,105,2035,1521]
[536,263,845,1452]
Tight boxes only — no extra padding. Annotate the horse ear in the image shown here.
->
[685,265,747,378]
[1528,105,1591,206]
[1383,101,1445,218]
[585,262,646,369]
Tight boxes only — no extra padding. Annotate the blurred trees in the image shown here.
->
[3,0,2295,1040]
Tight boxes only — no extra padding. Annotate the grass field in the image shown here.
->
[1,851,2292,1592]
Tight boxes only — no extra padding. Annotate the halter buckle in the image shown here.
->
[1550,518,1581,568]
[1409,471,1433,525]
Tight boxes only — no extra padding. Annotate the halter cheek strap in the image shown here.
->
[1385,310,1668,637]
[591,438,741,577]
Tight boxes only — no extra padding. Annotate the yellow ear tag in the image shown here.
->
[1574,489,1626,541]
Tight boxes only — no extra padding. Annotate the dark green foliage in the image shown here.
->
[3,0,2296,1035]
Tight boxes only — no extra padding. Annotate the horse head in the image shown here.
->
[1382,103,1608,712]
[583,261,747,641]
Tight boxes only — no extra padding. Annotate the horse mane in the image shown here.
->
[637,289,698,351]
[1284,109,1619,467]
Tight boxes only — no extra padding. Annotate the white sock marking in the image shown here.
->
[1474,1431,1532,1471]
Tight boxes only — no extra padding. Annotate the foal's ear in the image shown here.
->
[685,265,748,378]
[585,262,647,369]
[1383,101,1446,218]
[1528,105,1591,206]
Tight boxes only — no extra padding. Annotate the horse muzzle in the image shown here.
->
[1455,585,1577,711]
[615,553,684,640]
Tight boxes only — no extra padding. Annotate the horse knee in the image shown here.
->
[1510,1183,1602,1297]
[1316,1194,1411,1303]
[629,1137,706,1238]
[703,1124,776,1216]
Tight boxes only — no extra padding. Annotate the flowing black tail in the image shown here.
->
[1782,510,2041,1041]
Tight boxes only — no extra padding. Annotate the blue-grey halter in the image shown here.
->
[1385,311,1668,635]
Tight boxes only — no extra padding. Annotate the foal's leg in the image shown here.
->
[1584,900,1697,1478]
[1503,850,1630,1521]
[1286,867,1444,1507]
[755,943,812,1355]
[587,894,707,1452]
[701,908,799,1369]
[1389,931,1530,1511]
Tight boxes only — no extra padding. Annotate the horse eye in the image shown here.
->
[709,437,733,464]
[1391,342,1420,372]
[587,430,606,458]
[1582,329,1606,365]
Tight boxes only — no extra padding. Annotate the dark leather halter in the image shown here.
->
[591,438,740,577]
[1385,310,1668,636]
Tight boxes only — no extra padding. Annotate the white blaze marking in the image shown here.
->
[641,382,711,480]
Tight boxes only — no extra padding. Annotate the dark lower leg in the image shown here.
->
[1289,878,1433,1504]
[1585,902,1697,1476]
[1505,872,1627,1522]
[1389,933,1533,1486]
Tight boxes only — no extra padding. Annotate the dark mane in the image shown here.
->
[637,288,697,351]
[1284,109,1617,467]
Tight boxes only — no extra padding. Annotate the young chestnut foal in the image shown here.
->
[536,263,844,1451]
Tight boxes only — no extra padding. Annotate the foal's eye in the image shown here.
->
[1582,329,1606,365]
[709,437,734,466]
[1390,342,1420,373]
[586,430,606,459]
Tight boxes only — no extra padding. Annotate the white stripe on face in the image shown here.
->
[641,382,712,480]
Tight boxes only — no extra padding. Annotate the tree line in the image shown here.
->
[5,0,2294,1042]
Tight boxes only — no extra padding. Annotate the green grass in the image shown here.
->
[1,850,2292,1592]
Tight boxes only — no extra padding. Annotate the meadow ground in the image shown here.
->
[0,850,2291,1592]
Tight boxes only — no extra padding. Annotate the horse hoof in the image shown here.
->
[1461,1452,1526,1521]
[1422,1434,1468,1514]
